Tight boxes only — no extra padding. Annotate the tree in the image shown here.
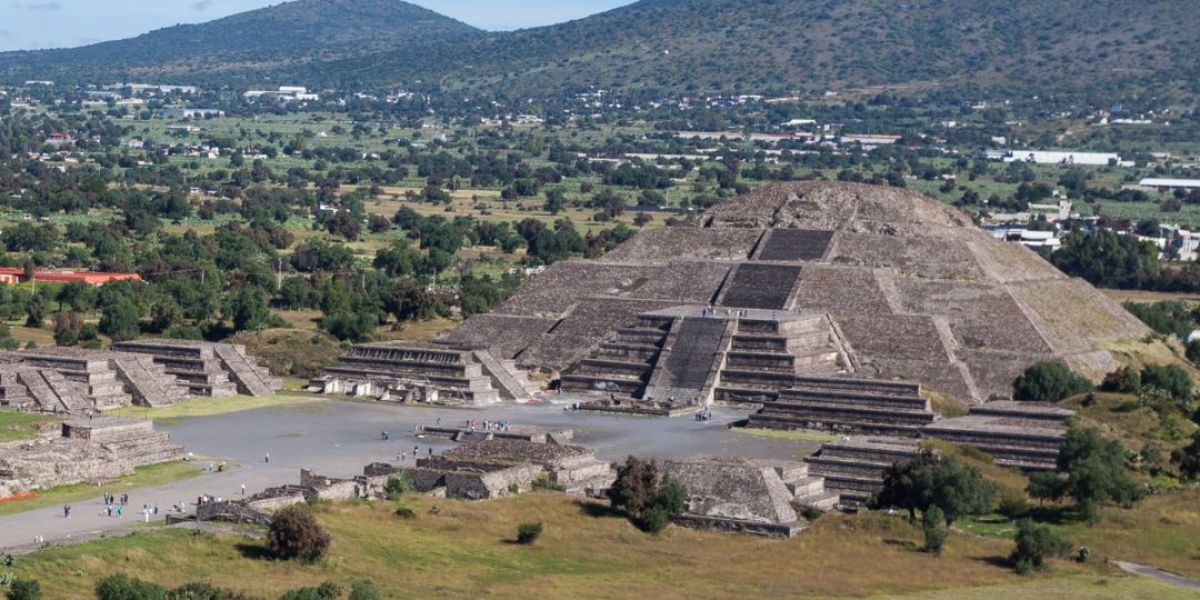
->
[229,287,274,332]
[1101,366,1141,394]
[1010,519,1070,575]
[1026,471,1068,505]
[1140,364,1193,404]
[876,450,995,526]
[95,573,167,600]
[52,312,84,346]
[1173,431,1200,481]
[348,581,381,600]
[607,456,688,533]
[922,505,947,554]
[99,298,142,341]
[267,505,331,562]
[5,578,41,600]
[1055,427,1142,523]
[543,189,565,215]
[1013,362,1091,402]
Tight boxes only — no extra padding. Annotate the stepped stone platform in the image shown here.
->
[664,457,840,537]
[804,437,922,506]
[113,340,279,397]
[420,424,574,444]
[923,402,1074,471]
[743,375,936,437]
[440,439,615,496]
[0,416,183,499]
[0,364,89,413]
[344,182,1147,414]
[311,343,537,406]
[2,348,189,411]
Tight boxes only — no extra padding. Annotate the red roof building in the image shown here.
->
[0,268,141,286]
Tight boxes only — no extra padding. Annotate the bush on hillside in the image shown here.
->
[1010,520,1070,575]
[1013,362,1091,402]
[5,578,41,600]
[95,574,166,600]
[1140,364,1193,404]
[608,457,689,533]
[1101,366,1141,394]
[267,506,331,562]
[516,522,543,545]
[922,505,947,554]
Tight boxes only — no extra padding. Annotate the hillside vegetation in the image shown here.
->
[2,0,1198,97]
[0,0,479,84]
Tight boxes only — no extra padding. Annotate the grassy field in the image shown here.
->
[0,461,207,517]
[8,493,1182,600]
[0,411,59,442]
[111,394,322,422]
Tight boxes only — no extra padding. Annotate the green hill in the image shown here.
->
[2,0,1198,98]
[0,0,480,84]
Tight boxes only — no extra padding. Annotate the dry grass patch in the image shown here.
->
[8,493,1117,600]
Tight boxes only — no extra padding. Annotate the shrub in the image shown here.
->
[384,475,414,499]
[1140,364,1193,404]
[1010,519,1070,575]
[997,492,1031,518]
[639,506,671,534]
[165,582,254,600]
[800,505,824,521]
[1013,362,1091,403]
[277,581,341,600]
[6,579,41,600]
[922,505,947,554]
[516,522,543,545]
[1173,431,1200,481]
[1101,366,1141,393]
[267,506,331,562]
[394,505,416,520]
[348,581,381,600]
[95,574,167,600]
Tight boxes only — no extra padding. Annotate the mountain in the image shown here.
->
[0,0,479,84]
[326,0,1200,97]
[2,0,1198,98]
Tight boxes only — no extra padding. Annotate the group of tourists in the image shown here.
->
[465,418,511,433]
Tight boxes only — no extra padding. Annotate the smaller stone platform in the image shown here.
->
[922,401,1073,471]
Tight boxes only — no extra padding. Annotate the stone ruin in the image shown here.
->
[309,344,538,406]
[804,400,1076,508]
[0,416,183,499]
[312,182,1144,431]
[0,340,280,414]
[664,456,840,537]
[113,339,281,397]
[198,441,615,524]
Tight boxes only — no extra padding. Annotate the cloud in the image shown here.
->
[0,29,12,40]
[11,1,62,10]
[191,0,213,10]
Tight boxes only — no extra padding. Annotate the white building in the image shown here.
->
[997,150,1130,167]
[1139,178,1200,192]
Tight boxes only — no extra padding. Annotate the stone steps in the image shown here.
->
[748,411,926,436]
[778,388,930,411]
[214,346,278,397]
[473,350,539,402]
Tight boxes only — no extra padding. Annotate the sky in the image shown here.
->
[0,0,629,52]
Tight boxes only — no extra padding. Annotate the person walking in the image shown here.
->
[264,452,270,464]
[240,484,246,496]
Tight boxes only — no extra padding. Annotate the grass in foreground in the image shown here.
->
[0,411,59,443]
[111,393,321,422]
[8,493,1170,600]
[0,460,209,517]
[732,427,842,444]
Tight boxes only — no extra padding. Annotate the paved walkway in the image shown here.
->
[1113,560,1200,593]
[0,397,810,550]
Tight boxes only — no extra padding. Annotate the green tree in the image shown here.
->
[229,287,274,332]
[1056,427,1142,523]
[99,298,142,341]
[95,573,167,600]
[5,578,41,600]
[1013,362,1091,402]
[876,450,996,526]
[1140,364,1193,404]
[348,581,381,600]
[1010,519,1070,575]
[1172,431,1200,481]
[922,505,947,554]
[608,457,688,533]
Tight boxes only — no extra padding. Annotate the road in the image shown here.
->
[1113,560,1200,593]
[0,396,813,550]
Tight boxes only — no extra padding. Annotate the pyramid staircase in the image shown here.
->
[713,315,848,405]
[559,314,673,397]
[214,345,281,397]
